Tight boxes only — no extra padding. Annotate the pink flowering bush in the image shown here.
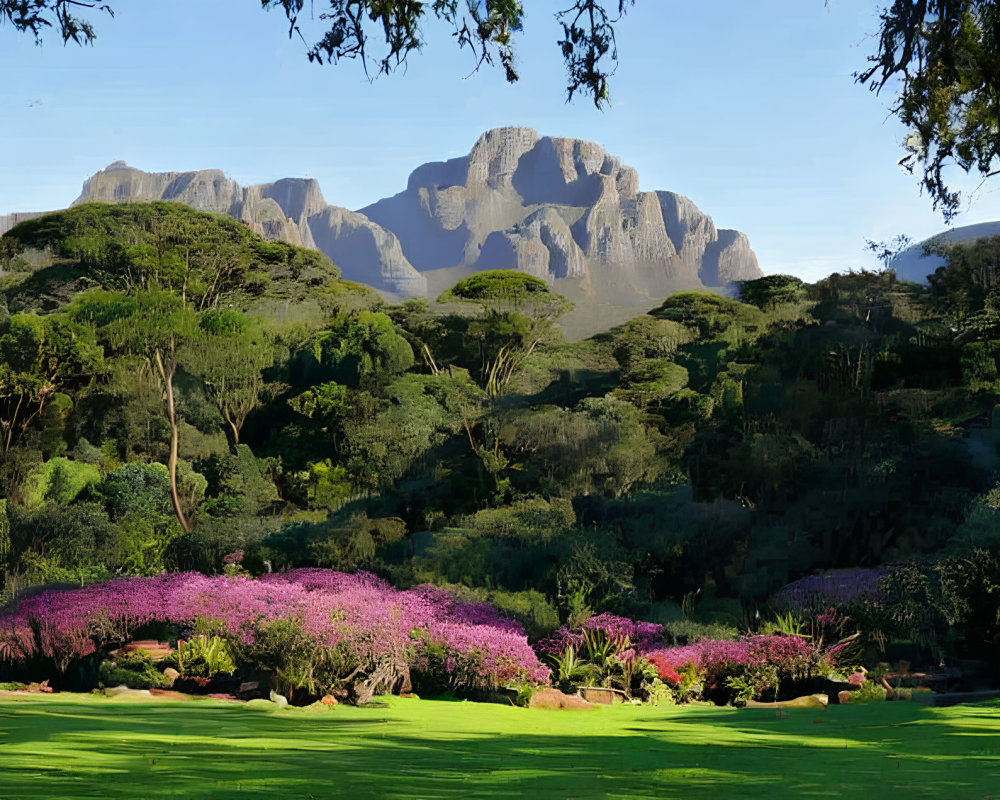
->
[645,634,837,704]
[536,612,664,658]
[0,570,549,699]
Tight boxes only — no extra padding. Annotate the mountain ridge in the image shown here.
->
[67,128,762,333]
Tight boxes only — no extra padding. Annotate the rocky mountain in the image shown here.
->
[360,128,759,290]
[70,128,762,333]
[891,221,1000,283]
[73,161,427,296]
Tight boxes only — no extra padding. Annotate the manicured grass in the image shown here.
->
[0,694,998,799]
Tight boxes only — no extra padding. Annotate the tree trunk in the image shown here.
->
[222,404,240,448]
[154,341,191,533]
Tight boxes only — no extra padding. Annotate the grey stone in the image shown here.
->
[70,129,763,334]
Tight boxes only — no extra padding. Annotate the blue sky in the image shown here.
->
[2,0,1000,282]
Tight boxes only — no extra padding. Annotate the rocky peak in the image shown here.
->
[466,126,539,191]
[255,177,327,223]
[64,129,761,334]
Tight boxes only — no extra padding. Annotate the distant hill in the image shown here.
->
[0,211,52,237]
[60,128,763,336]
[891,221,1000,283]
[1,202,377,323]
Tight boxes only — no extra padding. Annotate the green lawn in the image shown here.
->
[0,694,998,799]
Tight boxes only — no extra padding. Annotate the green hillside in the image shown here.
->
[1,204,999,677]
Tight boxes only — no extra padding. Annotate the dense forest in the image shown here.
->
[1,202,998,674]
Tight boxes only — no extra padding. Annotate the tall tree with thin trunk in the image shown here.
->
[179,310,277,450]
[74,290,197,532]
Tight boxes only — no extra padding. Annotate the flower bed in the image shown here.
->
[0,570,549,700]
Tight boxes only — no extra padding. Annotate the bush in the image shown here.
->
[98,649,171,690]
[161,635,236,678]
[0,570,549,701]
[645,635,838,705]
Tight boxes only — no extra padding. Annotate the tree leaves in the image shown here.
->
[858,1,1000,220]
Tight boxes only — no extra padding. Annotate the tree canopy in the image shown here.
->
[857,0,1000,220]
[1,0,635,108]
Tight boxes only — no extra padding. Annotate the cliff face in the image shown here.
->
[0,211,52,237]
[360,127,761,295]
[70,129,761,328]
[73,162,426,296]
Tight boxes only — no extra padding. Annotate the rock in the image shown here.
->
[0,210,51,237]
[528,688,594,710]
[162,667,180,687]
[148,689,191,701]
[71,128,763,335]
[269,690,288,709]
[245,698,279,711]
[320,694,338,707]
[746,694,829,710]
[103,685,152,699]
[109,640,172,662]
[307,206,427,295]
[704,230,761,286]
[578,686,627,705]
[838,690,852,705]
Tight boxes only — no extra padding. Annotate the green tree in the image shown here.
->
[858,1,1000,219]
[74,290,199,532]
[179,310,277,448]
[0,312,102,458]
[439,270,572,397]
[295,311,415,391]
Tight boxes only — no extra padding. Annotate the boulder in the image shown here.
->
[746,694,829,710]
[578,686,627,705]
[245,698,279,711]
[148,689,191,701]
[528,688,594,710]
[103,685,152,699]
[269,690,288,709]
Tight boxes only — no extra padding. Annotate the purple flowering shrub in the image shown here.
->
[773,568,891,614]
[536,612,665,658]
[0,570,549,699]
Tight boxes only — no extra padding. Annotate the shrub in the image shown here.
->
[0,569,549,700]
[645,634,837,705]
[98,649,171,690]
[162,635,236,678]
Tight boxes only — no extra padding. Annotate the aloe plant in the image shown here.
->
[543,645,597,693]
[582,628,629,674]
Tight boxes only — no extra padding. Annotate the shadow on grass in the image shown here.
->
[0,698,998,799]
